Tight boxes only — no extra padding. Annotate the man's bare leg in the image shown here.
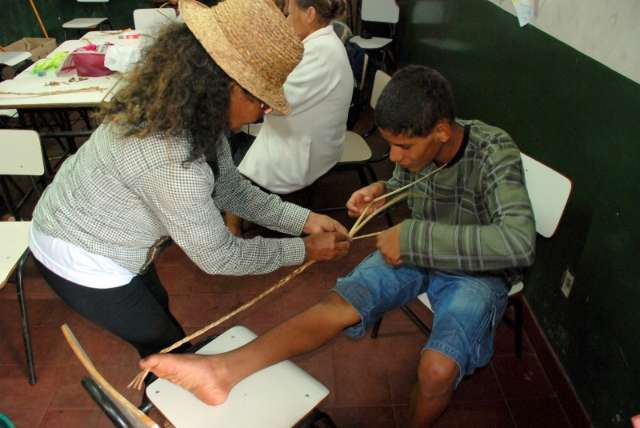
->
[141,292,360,405]
[408,350,458,428]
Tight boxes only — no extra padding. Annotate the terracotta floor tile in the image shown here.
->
[325,406,397,428]
[38,409,101,428]
[332,336,392,406]
[0,406,47,428]
[507,397,572,427]
[435,400,515,428]
[383,332,426,405]
[492,354,555,399]
[454,364,503,402]
[0,363,57,410]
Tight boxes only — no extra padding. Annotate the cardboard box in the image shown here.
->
[2,37,57,61]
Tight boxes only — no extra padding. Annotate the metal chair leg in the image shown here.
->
[400,305,432,336]
[16,251,36,384]
[371,317,383,338]
[298,409,337,428]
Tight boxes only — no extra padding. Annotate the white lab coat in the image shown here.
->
[238,25,354,194]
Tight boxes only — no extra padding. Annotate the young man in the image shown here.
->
[140,65,536,427]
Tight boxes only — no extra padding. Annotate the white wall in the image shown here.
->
[488,0,640,85]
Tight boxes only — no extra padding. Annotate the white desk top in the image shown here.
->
[0,52,32,66]
[0,221,30,289]
[0,31,144,109]
[147,326,329,428]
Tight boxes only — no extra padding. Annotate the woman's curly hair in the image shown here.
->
[96,23,231,172]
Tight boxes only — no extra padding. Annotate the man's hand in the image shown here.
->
[376,223,403,266]
[303,212,349,236]
[303,232,350,262]
[346,181,386,218]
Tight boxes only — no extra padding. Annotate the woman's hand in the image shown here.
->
[303,232,350,262]
[303,212,349,236]
[346,181,386,218]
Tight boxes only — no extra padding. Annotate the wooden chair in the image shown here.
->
[372,153,573,358]
[0,129,46,384]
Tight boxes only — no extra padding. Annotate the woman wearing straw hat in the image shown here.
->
[28,0,350,358]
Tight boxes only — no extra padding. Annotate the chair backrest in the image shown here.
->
[370,69,391,109]
[520,153,572,238]
[361,0,400,24]
[0,130,44,176]
[133,8,178,35]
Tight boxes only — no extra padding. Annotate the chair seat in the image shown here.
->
[62,17,109,29]
[0,52,32,66]
[339,131,372,163]
[0,221,30,289]
[417,281,524,311]
[147,326,329,428]
[351,36,392,50]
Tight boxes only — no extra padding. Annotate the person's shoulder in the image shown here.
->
[464,119,518,153]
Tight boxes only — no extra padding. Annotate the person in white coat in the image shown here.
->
[225,0,353,234]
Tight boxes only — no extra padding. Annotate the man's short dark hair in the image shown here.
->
[375,65,455,137]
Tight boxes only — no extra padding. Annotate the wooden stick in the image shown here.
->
[61,324,159,427]
[28,0,49,38]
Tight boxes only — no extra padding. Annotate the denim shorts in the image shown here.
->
[333,251,508,386]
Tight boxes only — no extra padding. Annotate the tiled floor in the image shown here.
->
[1,215,575,427]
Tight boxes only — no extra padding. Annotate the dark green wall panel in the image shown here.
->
[396,1,639,426]
[2,0,150,46]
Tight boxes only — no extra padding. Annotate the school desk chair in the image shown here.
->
[62,0,112,40]
[69,325,336,428]
[0,129,46,384]
[350,0,400,72]
[372,153,573,358]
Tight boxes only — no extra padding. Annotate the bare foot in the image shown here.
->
[140,354,234,405]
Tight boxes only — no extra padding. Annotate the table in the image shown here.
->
[0,30,144,109]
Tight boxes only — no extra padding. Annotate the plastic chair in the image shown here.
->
[350,0,400,71]
[133,8,178,37]
[62,0,111,39]
[0,129,46,384]
[372,153,573,358]
[65,324,336,428]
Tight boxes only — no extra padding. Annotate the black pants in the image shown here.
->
[34,258,188,357]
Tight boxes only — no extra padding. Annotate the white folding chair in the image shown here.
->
[133,8,178,37]
[373,153,573,357]
[0,129,46,384]
[62,0,111,39]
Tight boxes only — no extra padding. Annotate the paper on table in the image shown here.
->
[512,0,535,27]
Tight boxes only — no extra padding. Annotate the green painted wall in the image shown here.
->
[2,0,150,46]
[395,0,639,426]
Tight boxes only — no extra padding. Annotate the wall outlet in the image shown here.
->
[561,268,575,298]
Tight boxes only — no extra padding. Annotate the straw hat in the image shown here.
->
[180,0,303,114]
